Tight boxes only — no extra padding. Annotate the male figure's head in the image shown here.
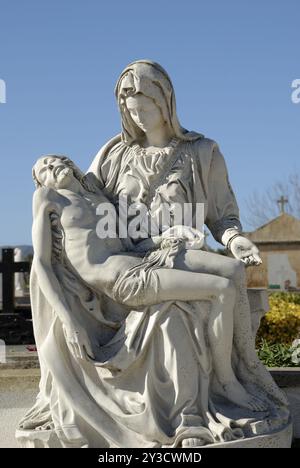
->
[33,155,82,190]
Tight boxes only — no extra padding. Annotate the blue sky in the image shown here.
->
[0,0,299,246]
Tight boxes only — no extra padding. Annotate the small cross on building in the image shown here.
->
[277,196,289,214]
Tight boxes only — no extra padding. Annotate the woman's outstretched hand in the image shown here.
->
[230,236,262,266]
[63,321,96,361]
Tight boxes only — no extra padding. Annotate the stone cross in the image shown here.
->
[277,196,289,214]
[0,248,30,313]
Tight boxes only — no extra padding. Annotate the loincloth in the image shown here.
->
[111,239,185,307]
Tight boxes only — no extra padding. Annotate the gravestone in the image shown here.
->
[0,248,33,345]
[0,246,33,308]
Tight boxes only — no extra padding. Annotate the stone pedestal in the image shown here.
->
[15,422,293,448]
[204,422,293,448]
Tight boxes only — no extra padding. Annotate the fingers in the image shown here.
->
[72,341,84,360]
[65,332,83,360]
[78,343,85,360]
[248,254,262,266]
[241,257,251,266]
[69,342,79,359]
[68,337,95,361]
[241,254,262,267]
[63,324,98,362]
[253,252,262,265]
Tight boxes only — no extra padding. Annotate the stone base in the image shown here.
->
[16,429,64,448]
[203,421,293,448]
[16,422,293,448]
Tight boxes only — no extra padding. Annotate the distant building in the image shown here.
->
[246,213,300,290]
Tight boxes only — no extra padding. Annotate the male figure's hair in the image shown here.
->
[32,155,88,190]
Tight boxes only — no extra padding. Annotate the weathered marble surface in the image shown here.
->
[16,61,291,448]
[16,424,293,449]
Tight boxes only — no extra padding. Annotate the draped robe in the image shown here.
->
[17,135,290,448]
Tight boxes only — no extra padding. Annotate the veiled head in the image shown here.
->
[115,60,202,145]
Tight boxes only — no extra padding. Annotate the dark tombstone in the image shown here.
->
[0,248,34,344]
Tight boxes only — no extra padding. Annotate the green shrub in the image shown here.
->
[270,292,300,305]
[256,293,300,345]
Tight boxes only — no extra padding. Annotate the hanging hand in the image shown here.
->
[63,320,96,361]
[229,236,262,266]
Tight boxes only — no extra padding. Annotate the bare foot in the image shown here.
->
[217,379,268,412]
[181,438,206,447]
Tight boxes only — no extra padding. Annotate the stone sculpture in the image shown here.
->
[16,60,292,448]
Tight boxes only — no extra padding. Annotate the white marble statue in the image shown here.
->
[17,60,291,448]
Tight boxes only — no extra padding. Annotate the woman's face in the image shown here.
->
[126,94,165,134]
[35,157,74,189]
